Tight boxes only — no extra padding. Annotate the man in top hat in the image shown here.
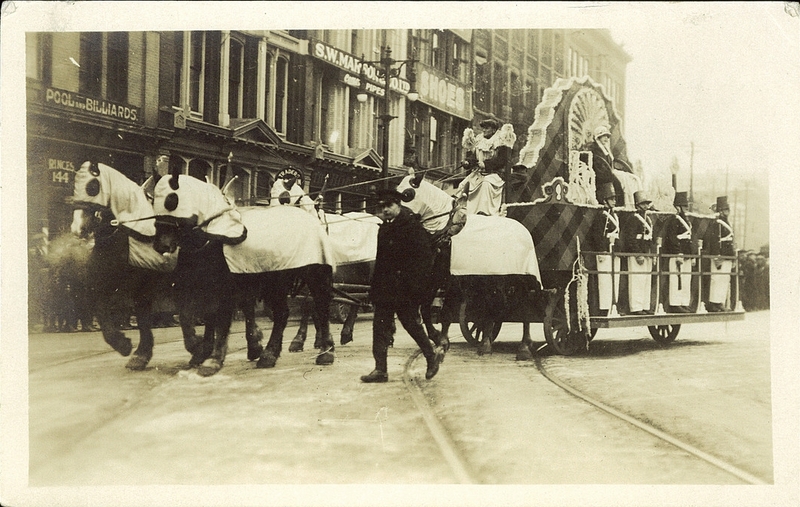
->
[623,190,655,314]
[361,188,444,383]
[270,166,321,218]
[454,118,516,216]
[707,196,735,312]
[593,182,621,315]
[663,191,695,312]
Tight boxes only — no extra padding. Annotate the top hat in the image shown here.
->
[633,190,652,207]
[711,195,730,212]
[597,182,616,202]
[593,125,611,140]
[673,191,690,208]
[374,188,403,207]
[479,118,500,130]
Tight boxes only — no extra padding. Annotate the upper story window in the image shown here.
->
[79,32,102,96]
[228,37,244,119]
[274,56,288,133]
[188,31,206,114]
[106,32,128,103]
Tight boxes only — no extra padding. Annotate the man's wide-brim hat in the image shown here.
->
[374,188,403,207]
[479,118,500,130]
[597,182,616,202]
[711,195,730,212]
[674,191,690,208]
[633,190,652,207]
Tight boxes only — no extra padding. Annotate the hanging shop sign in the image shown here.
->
[415,63,472,120]
[43,87,140,124]
[311,38,411,97]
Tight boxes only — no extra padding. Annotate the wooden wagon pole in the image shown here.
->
[697,239,707,313]
[655,237,666,315]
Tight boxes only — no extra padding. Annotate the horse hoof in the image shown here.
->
[197,359,222,377]
[479,341,491,356]
[248,344,264,361]
[257,351,278,368]
[125,353,151,371]
[313,337,326,350]
[340,333,353,345]
[516,346,533,361]
[110,336,133,357]
[288,339,304,353]
[316,351,335,365]
[189,350,209,368]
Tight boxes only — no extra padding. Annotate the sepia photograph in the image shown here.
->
[1,2,799,506]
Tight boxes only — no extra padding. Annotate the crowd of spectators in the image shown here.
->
[738,248,770,311]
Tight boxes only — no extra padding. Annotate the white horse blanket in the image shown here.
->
[323,212,380,266]
[153,175,335,274]
[450,214,541,278]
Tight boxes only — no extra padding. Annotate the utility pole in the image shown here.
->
[689,141,694,211]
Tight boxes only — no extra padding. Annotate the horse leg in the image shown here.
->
[126,296,154,371]
[309,266,335,366]
[289,297,311,353]
[516,321,534,361]
[340,304,358,345]
[98,302,133,357]
[197,301,233,377]
[241,296,264,361]
[257,275,291,369]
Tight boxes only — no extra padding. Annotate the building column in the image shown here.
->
[218,30,231,127]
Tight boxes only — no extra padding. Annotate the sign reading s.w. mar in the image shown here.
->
[44,87,140,124]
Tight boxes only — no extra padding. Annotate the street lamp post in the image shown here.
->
[356,46,418,189]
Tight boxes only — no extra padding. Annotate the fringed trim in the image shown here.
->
[462,128,477,150]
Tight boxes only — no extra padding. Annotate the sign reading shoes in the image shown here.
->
[44,87,140,124]
[311,39,411,97]
[415,63,472,120]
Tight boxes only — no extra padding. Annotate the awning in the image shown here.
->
[451,29,473,43]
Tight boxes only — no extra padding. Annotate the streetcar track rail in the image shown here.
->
[402,350,478,484]
[533,353,768,485]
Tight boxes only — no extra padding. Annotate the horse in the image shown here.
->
[151,171,336,376]
[288,211,380,352]
[70,161,181,370]
[396,171,543,360]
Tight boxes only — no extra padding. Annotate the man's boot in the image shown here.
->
[360,370,388,383]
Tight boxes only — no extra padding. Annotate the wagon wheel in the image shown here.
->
[542,288,588,356]
[648,324,681,344]
[459,301,503,346]
[588,328,599,341]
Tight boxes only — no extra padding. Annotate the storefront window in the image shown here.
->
[188,158,211,181]
[428,115,439,168]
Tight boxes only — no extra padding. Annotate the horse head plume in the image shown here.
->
[169,160,180,190]
[411,169,424,189]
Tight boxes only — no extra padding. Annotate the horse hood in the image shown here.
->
[73,161,157,237]
[153,174,246,241]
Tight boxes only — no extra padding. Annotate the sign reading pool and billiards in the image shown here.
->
[44,87,140,124]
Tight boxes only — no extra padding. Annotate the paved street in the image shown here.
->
[24,307,775,502]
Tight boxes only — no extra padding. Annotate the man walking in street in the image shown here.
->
[361,188,444,383]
